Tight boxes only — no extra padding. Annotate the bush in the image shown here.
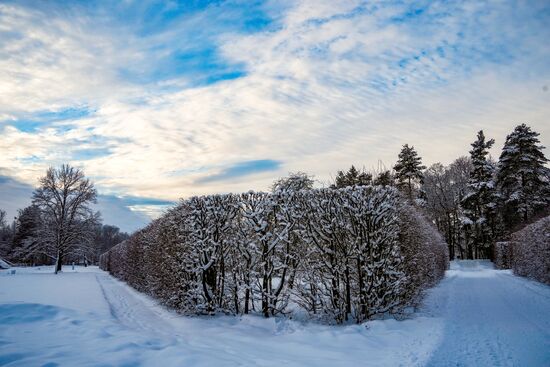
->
[100,186,448,323]
[510,216,550,285]
[398,202,449,305]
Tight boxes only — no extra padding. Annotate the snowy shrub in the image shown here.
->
[292,187,407,323]
[292,188,353,323]
[494,242,512,269]
[398,202,449,305]
[237,190,298,317]
[100,186,449,323]
[510,216,550,285]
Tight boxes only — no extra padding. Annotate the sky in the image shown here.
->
[1,0,549,232]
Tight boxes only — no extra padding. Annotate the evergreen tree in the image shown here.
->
[460,131,498,259]
[333,170,348,188]
[332,166,372,188]
[356,171,373,186]
[11,205,42,261]
[496,124,549,229]
[0,209,13,258]
[393,144,426,200]
[373,170,393,186]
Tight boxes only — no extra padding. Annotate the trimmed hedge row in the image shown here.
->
[509,216,550,285]
[100,186,448,323]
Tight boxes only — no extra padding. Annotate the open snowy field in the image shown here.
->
[0,261,549,367]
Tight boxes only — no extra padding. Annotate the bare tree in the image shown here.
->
[271,172,314,192]
[422,157,472,259]
[32,164,99,273]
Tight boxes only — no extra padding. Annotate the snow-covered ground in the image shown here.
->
[0,261,549,366]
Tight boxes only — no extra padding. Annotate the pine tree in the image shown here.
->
[496,124,549,229]
[356,171,373,186]
[460,131,498,259]
[11,205,42,261]
[332,166,372,188]
[333,170,347,188]
[393,144,426,200]
[374,170,393,186]
[0,210,13,259]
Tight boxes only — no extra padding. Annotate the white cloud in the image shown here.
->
[0,0,549,219]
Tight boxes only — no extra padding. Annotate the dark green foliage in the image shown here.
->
[496,124,549,229]
[373,170,393,186]
[461,131,499,259]
[393,144,426,200]
[332,166,372,188]
[0,210,14,259]
[11,205,43,262]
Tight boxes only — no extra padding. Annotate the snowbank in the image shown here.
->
[0,266,444,367]
[3,262,550,366]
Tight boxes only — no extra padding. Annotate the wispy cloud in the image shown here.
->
[196,159,282,183]
[0,0,549,230]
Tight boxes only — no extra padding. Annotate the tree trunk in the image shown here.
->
[244,257,251,314]
[54,250,63,274]
[244,276,250,314]
[262,248,269,317]
[233,272,239,314]
[345,260,351,319]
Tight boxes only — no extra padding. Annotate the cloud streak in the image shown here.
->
[0,0,549,230]
[195,159,282,184]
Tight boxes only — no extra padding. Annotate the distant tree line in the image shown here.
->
[332,123,548,260]
[0,165,129,272]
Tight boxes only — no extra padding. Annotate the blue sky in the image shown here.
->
[1,0,549,232]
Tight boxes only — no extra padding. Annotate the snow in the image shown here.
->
[423,260,550,366]
[0,257,10,269]
[1,262,550,366]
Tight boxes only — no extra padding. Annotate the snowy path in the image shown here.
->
[1,262,549,366]
[95,272,179,335]
[423,261,550,366]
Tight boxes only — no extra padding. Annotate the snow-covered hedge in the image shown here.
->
[100,186,448,323]
[398,203,449,305]
[509,216,550,285]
